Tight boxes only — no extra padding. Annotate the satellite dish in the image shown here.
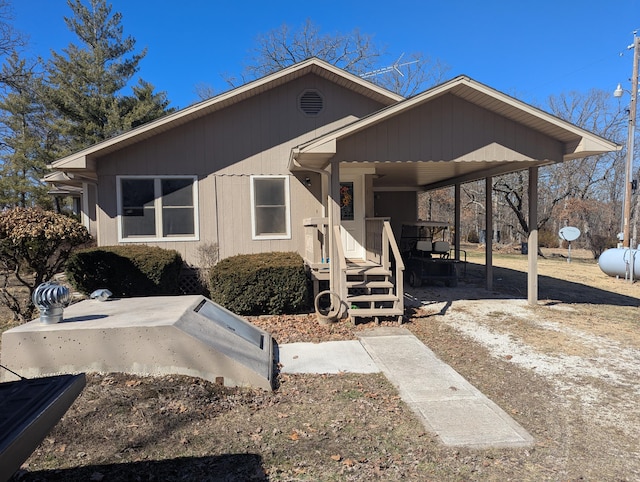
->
[559,226,580,242]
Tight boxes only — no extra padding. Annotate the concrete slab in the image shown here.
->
[1,296,273,390]
[358,328,534,448]
[278,341,379,374]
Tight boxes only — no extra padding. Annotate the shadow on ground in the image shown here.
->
[13,453,267,481]
[405,262,639,307]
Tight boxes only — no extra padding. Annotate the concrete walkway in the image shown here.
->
[278,327,533,449]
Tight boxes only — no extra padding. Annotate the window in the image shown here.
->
[340,182,354,221]
[117,176,198,241]
[250,175,291,239]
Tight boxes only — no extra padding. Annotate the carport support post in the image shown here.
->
[485,176,493,290]
[328,159,341,306]
[454,183,461,261]
[528,166,539,305]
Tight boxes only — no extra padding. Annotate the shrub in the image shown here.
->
[66,245,183,297]
[208,252,310,315]
[538,229,559,248]
[196,242,220,296]
[0,207,91,321]
[587,234,617,260]
[467,229,479,243]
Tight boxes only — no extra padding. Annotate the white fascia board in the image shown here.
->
[566,136,624,158]
[464,79,621,153]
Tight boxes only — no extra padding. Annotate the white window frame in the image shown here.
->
[116,175,199,242]
[250,175,291,240]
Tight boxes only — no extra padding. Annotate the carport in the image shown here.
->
[290,75,619,308]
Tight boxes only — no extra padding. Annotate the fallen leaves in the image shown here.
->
[247,313,401,344]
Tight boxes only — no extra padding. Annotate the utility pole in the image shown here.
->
[614,31,639,282]
[617,32,639,250]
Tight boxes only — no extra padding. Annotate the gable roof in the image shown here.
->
[290,75,621,188]
[49,58,404,172]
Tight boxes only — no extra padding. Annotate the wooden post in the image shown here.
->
[485,176,493,291]
[622,34,639,249]
[328,160,341,298]
[454,183,461,261]
[528,166,539,305]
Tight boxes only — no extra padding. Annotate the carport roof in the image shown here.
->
[290,75,621,190]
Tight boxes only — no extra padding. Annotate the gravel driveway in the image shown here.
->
[406,280,640,480]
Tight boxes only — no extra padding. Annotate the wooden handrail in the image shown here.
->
[383,221,404,270]
[383,220,404,314]
[333,225,347,271]
[333,225,348,309]
[303,217,328,227]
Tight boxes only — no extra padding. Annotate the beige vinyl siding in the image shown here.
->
[214,173,323,261]
[93,73,383,265]
[82,183,98,239]
[373,191,418,240]
[335,93,564,163]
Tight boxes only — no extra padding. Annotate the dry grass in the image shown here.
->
[4,245,640,481]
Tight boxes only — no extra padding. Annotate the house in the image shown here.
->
[46,58,619,322]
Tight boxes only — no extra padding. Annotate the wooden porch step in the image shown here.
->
[346,294,398,303]
[309,268,330,281]
[346,266,391,277]
[348,308,403,318]
[346,280,393,289]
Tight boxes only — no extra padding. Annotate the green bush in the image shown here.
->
[208,252,310,315]
[66,245,183,297]
[467,229,479,243]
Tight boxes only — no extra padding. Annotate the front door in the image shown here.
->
[340,173,365,260]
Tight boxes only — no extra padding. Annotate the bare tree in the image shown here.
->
[194,82,216,102]
[485,89,625,256]
[238,19,449,97]
[0,0,27,90]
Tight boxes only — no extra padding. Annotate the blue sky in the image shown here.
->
[10,0,640,110]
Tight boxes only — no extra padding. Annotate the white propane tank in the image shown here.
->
[598,248,640,280]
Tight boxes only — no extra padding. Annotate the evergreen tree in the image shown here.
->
[116,78,172,130]
[46,0,171,151]
[0,52,56,208]
[0,0,26,89]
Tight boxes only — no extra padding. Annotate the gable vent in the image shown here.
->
[299,89,324,116]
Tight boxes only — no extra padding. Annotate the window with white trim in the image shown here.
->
[117,176,198,241]
[250,175,291,239]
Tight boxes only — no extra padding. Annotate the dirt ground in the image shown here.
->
[5,245,640,481]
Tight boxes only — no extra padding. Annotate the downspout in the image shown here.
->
[291,156,342,319]
[292,162,330,216]
[81,181,95,232]
[290,158,331,260]
[214,175,221,259]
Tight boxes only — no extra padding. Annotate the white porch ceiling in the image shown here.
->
[345,158,546,190]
